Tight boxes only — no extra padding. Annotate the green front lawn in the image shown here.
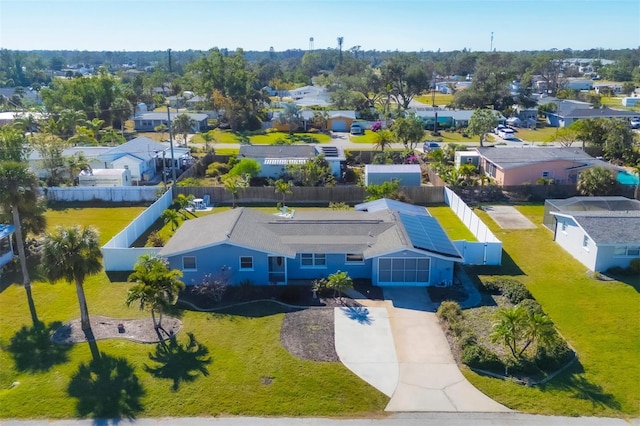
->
[0,206,388,419]
[463,205,640,417]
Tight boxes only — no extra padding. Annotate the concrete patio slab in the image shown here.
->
[482,205,537,229]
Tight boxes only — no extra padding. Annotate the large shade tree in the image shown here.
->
[126,254,184,332]
[40,226,103,331]
[467,109,499,147]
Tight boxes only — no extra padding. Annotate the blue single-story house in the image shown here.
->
[159,199,463,287]
[0,224,15,269]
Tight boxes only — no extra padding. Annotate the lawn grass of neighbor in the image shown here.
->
[515,126,560,144]
[426,206,477,241]
[462,205,639,417]
[414,93,454,106]
[349,130,379,144]
[0,206,388,419]
[250,132,331,145]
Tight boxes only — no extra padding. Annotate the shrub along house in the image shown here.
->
[159,199,463,287]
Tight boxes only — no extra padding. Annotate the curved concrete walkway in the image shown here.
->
[338,286,510,412]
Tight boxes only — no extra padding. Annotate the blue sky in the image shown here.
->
[1,0,638,52]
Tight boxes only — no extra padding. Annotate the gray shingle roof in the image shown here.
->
[571,212,640,244]
[476,147,612,170]
[99,137,166,162]
[564,107,639,119]
[160,204,463,261]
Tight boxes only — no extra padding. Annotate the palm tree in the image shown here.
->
[13,113,39,137]
[277,103,301,137]
[40,226,103,331]
[337,36,344,62]
[126,254,184,332]
[373,129,394,152]
[0,162,41,288]
[577,166,616,196]
[326,270,353,301]
[0,126,30,161]
[172,113,196,148]
[490,306,554,360]
[58,109,87,139]
[66,152,90,184]
[222,174,249,208]
[274,179,293,206]
[84,118,105,143]
[199,130,216,153]
[161,208,180,231]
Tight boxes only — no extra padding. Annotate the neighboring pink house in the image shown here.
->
[475,147,617,186]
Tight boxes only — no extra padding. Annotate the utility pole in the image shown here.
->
[166,106,177,196]
[490,32,494,52]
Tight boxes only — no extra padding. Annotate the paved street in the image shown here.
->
[1,413,636,426]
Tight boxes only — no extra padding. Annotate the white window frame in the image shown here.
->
[300,253,326,268]
[583,235,590,251]
[561,221,567,234]
[183,256,197,270]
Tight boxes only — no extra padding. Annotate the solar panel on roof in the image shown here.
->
[398,213,462,259]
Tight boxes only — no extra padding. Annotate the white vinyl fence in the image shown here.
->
[102,190,173,271]
[47,186,161,202]
[445,187,502,265]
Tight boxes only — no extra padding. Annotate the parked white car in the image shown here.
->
[498,128,517,140]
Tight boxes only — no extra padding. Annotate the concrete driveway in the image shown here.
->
[382,287,510,412]
[338,287,510,412]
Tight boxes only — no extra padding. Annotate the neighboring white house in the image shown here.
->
[78,168,132,187]
[97,137,167,182]
[546,197,640,272]
[28,146,109,180]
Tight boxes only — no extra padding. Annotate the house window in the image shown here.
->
[346,253,364,263]
[561,221,567,233]
[239,256,253,270]
[542,171,550,178]
[300,253,326,268]
[626,246,640,256]
[183,256,196,270]
[583,235,589,248]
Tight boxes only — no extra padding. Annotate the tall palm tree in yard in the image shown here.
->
[40,226,103,331]
[0,162,41,288]
[199,130,216,153]
[12,113,39,137]
[491,306,555,360]
[161,208,180,231]
[172,113,196,148]
[126,254,184,332]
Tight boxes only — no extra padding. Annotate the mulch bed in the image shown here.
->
[280,308,339,362]
[51,315,182,344]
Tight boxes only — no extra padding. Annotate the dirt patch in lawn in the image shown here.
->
[280,308,339,362]
[52,315,182,344]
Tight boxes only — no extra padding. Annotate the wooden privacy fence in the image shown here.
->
[176,185,445,206]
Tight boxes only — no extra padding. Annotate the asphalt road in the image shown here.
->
[0,413,636,426]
